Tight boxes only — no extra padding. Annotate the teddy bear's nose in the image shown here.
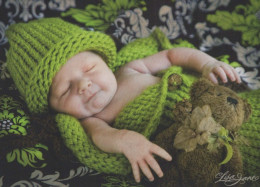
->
[227,97,238,105]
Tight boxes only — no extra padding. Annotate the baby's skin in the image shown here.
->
[49,48,241,183]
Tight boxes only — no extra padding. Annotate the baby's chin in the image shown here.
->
[77,102,108,119]
[69,105,102,119]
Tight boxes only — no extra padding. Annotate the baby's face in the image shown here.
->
[49,51,117,119]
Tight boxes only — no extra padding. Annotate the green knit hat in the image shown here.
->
[6,18,117,113]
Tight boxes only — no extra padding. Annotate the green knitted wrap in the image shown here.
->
[238,89,260,177]
[55,29,197,175]
[6,18,117,114]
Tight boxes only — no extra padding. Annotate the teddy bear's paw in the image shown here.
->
[173,126,197,152]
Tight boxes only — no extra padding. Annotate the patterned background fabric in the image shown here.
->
[0,0,259,186]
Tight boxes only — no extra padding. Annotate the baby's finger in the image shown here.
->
[131,162,141,183]
[208,72,218,84]
[139,160,154,181]
[146,156,163,178]
[213,66,227,83]
[232,68,241,83]
[151,144,172,161]
[221,65,236,82]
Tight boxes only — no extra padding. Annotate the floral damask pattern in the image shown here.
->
[207,0,260,46]
[3,0,75,22]
[61,0,146,31]
[0,95,29,136]
[0,0,259,186]
[6,144,48,168]
[5,0,46,22]
[5,166,97,187]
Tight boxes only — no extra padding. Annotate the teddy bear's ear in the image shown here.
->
[190,79,214,100]
[243,99,252,123]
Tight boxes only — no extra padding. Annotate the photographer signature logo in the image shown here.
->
[215,171,259,186]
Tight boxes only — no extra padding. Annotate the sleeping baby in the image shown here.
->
[6,18,240,183]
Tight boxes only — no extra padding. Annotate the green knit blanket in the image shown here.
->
[238,89,260,177]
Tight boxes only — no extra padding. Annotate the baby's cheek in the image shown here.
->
[91,97,105,110]
[66,99,86,117]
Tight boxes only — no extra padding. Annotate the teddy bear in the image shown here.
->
[153,78,252,187]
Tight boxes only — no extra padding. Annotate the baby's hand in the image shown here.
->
[202,60,241,84]
[118,130,172,183]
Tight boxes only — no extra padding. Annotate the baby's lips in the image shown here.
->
[86,91,97,102]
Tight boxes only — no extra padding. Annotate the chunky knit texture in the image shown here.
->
[238,89,260,177]
[6,18,117,113]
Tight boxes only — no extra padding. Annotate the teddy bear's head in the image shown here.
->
[190,79,251,131]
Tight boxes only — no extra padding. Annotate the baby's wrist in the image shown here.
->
[115,129,132,153]
[201,60,218,76]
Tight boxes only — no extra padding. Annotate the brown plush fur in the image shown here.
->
[154,79,251,187]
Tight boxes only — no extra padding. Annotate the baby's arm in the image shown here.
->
[125,47,241,84]
[81,117,172,183]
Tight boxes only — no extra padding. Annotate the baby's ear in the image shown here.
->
[190,79,213,100]
[243,99,252,123]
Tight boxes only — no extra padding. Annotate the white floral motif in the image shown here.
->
[199,34,231,52]
[113,3,197,44]
[175,0,197,32]
[5,0,46,22]
[158,1,198,39]
[195,22,219,41]
[232,43,260,68]
[113,8,151,44]
[48,0,76,11]
[236,67,260,90]
[0,176,3,187]
[125,8,150,38]
[198,0,230,12]
[157,5,180,39]
[9,166,98,187]
[0,21,8,45]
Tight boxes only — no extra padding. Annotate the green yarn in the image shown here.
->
[6,18,117,114]
[238,89,260,176]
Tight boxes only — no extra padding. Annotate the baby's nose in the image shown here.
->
[78,79,92,94]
